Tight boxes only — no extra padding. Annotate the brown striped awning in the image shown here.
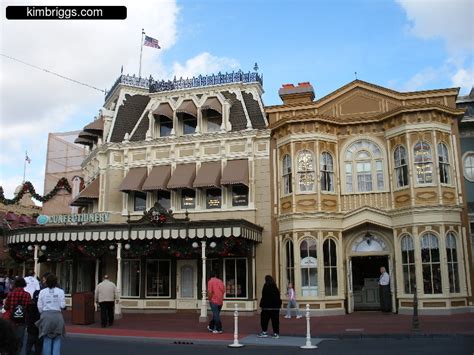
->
[201,97,222,114]
[193,161,221,188]
[119,168,148,192]
[176,100,197,117]
[221,159,249,186]
[167,164,196,189]
[153,103,173,119]
[70,177,100,206]
[84,117,104,133]
[142,165,171,191]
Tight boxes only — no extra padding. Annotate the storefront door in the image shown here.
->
[176,260,198,309]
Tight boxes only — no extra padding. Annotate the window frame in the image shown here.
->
[205,188,222,209]
[145,259,172,298]
[296,150,316,193]
[282,154,293,196]
[437,142,451,185]
[133,191,147,212]
[400,234,416,294]
[446,232,460,294]
[343,139,386,194]
[121,259,141,298]
[320,152,335,193]
[299,237,318,297]
[463,151,474,182]
[223,257,248,299]
[394,145,409,189]
[284,239,295,286]
[413,141,434,186]
[323,238,338,296]
[420,232,442,295]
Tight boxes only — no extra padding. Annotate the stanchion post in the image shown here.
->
[412,286,420,331]
[300,304,317,350]
[228,303,244,348]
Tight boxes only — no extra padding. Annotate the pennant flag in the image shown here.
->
[25,152,31,164]
[144,35,161,49]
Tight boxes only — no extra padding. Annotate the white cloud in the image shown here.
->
[0,0,239,198]
[400,66,444,91]
[172,52,239,79]
[451,66,474,89]
[396,0,474,53]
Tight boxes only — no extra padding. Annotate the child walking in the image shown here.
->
[285,283,302,319]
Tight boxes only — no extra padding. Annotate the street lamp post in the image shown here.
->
[193,240,216,322]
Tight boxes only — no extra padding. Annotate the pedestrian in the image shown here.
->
[284,282,302,319]
[379,266,391,313]
[3,277,31,354]
[24,272,40,299]
[25,289,43,355]
[95,275,117,328]
[0,318,20,355]
[206,271,225,334]
[36,274,65,355]
[258,275,282,339]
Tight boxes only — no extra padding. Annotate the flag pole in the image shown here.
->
[23,151,27,183]
[139,28,145,78]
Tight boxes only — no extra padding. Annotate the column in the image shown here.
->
[199,241,207,322]
[196,107,202,134]
[95,258,100,311]
[115,243,122,317]
[34,245,39,277]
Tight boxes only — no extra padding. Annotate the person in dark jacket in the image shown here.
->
[25,289,42,355]
[257,275,282,339]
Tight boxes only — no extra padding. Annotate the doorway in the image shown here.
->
[351,256,388,311]
[176,260,197,309]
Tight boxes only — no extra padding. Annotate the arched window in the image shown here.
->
[421,233,442,294]
[320,152,334,192]
[344,139,384,193]
[297,150,315,192]
[282,155,292,195]
[463,153,474,181]
[438,143,450,184]
[394,145,409,188]
[300,238,317,296]
[401,235,415,294]
[446,232,460,293]
[414,141,433,184]
[285,240,295,286]
[323,239,337,296]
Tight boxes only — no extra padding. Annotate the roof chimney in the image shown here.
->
[278,82,315,105]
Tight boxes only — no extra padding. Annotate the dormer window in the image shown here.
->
[201,97,223,133]
[176,100,198,136]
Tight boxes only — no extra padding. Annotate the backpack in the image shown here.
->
[11,304,25,323]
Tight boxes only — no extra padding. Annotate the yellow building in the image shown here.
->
[266,80,472,315]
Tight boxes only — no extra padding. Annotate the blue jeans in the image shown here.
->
[285,299,302,317]
[42,336,61,355]
[208,302,222,331]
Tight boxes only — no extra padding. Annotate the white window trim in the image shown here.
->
[413,141,436,187]
[145,259,172,299]
[437,142,453,187]
[282,154,293,196]
[462,151,474,182]
[296,150,316,194]
[393,145,410,191]
[121,259,141,298]
[223,257,248,299]
[320,151,336,194]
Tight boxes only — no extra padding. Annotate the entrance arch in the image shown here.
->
[345,230,395,313]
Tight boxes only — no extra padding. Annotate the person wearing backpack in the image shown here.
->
[36,274,65,355]
[3,277,31,354]
[25,289,42,355]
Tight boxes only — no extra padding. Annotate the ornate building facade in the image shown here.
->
[266,80,472,314]
[7,70,271,313]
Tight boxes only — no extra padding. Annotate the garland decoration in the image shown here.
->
[0,177,72,205]
[77,243,116,258]
[8,244,33,262]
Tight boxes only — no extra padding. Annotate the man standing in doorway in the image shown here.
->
[207,271,225,334]
[95,275,117,328]
[379,266,391,313]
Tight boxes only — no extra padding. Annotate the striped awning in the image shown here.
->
[176,100,197,117]
[70,178,100,206]
[153,103,173,119]
[221,159,249,186]
[142,165,171,191]
[119,168,148,192]
[193,162,221,188]
[201,97,222,114]
[167,164,196,189]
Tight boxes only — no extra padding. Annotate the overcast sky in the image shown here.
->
[0,0,473,200]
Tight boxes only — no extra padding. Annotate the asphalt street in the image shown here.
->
[60,334,474,355]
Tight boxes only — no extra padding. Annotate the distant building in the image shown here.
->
[457,88,474,256]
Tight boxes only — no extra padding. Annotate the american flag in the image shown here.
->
[144,35,161,49]
[25,152,31,164]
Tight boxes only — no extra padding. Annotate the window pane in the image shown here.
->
[183,115,197,135]
[157,191,171,210]
[146,260,170,297]
[59,260,73,295]
[232,185,248,206]
[122,260,140,297]
[134,192,147,211]
[181,189,195,209]
[159,116,173,137]
[224,259,247,298]
[206,188,221,209]
[432,264,442,294]
[206,111,222,132]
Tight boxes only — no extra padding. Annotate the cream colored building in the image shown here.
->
[7,70,272,313]
[266,80,473,315]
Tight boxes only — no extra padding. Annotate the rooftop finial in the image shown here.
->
[355,71,358,80]
[254,62,259,72]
